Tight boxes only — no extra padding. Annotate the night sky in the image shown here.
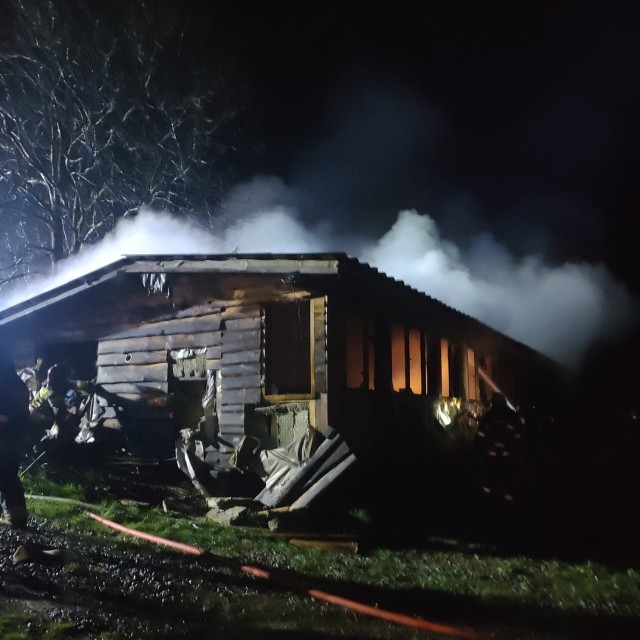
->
[211,2,639,293]
[2,1,639,376]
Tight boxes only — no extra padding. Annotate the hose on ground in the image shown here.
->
[86,511,479,639]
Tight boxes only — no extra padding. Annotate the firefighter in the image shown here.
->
[30,364,82,451]
[0,351,32,528]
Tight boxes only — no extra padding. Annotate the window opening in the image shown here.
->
[392,324,427,394]
[265,301,312,395]
[440,338,450,397]
[391,323,406,391]
[408,328,422,394]
[467,347,478,401]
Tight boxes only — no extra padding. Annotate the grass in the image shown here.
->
[20,467,640,624]
[0,613,91,640]
[0,612,32,640]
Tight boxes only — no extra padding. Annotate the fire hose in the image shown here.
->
[86,511,479,639]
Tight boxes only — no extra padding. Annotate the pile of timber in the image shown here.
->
[256,427,356,510]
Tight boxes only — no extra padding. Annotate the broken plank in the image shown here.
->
[300,441,351,492]
[263,467,292,491]
[257,432,340,507]
[289,454,357,510]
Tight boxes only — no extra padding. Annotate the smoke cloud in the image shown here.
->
[1,188,636,369]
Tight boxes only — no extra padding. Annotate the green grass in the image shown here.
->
[0,612,32,640]
[21,468,640,621]
[0,613,91,640]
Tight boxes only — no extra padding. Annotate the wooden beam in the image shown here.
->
[98,331,222,355]
[104,315,222,340]
[97,351,167,367]
[97,363,168,384]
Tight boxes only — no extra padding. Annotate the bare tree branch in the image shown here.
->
[0,0,247,292]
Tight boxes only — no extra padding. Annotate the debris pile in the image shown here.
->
[176,423,357,525]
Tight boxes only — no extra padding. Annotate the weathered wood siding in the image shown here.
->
[217,303,262,446]
[258,297,328,448]
[313,297,328,395]
[94,293,327,449]
[95,306,223,428]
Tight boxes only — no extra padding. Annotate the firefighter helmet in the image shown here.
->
[47,364,66,385]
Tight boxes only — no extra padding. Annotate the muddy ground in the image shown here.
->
[2,452,640,640]
[1,458,461,640]
[1,512,484,640]
[3,511,640,640]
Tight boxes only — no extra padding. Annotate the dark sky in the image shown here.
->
[1,0,638,299]
[1,0,638,375]
[210,2,640,295]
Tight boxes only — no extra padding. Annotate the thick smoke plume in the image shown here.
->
[1,189,636,368]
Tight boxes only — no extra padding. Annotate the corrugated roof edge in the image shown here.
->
[337,255,554,363]
[0,252,555,364]
[0,254,346,323]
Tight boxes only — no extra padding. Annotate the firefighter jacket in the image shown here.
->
[0,366,31,455]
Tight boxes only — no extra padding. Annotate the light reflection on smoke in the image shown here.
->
[0,204,636,368]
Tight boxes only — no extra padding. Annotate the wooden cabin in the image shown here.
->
[0,254,557,471]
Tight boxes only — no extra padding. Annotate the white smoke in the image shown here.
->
[1,199,636,368]
[362,211,636,366]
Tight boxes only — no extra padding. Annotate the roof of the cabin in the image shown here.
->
[0,253,547,362]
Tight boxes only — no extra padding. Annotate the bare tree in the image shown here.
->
[0,0,246,287]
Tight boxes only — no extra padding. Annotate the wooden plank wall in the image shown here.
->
[94,293,326,446]
[217,303,262,446]
[96,306,223,425]
[313,297,328,395]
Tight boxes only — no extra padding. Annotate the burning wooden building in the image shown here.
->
[0,254,557,504]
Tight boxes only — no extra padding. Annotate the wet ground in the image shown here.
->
[3,511,640,640]
[1,513,473,640]
[2,453,640,640]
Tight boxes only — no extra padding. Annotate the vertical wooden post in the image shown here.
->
[427,336,442,397]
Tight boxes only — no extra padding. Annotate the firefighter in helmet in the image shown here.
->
[0,351,32,528]
[30,364,82,449]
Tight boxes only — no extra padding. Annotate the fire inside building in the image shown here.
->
[0,254,559,514]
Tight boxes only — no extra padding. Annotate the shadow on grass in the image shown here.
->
[188,542,640,640]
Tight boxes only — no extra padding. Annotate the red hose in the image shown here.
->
[86,511,479,639]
